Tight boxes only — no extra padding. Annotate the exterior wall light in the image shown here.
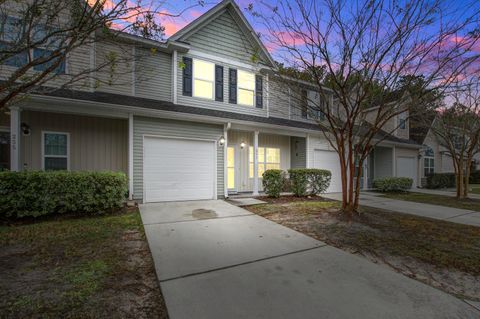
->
[219,136,225,146]
[240,141,246,149]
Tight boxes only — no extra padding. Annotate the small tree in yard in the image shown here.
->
[249,0,480,214]
[0,0,200,111]
[430,78,480,199]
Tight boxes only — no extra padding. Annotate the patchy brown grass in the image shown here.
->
[246,198,480,300]
[0,210,168,319]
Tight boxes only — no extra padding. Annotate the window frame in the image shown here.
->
[249,146,281,178]
[192,58,215,101]
[237,69,256,107]
[424,156,434,176]
[1,17,67,74]
[41,131,70,171]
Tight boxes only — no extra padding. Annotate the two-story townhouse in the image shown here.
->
[0,0,423,202]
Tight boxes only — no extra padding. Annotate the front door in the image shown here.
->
[227,146,237,192]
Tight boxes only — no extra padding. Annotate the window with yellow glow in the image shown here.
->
[249,146,280,178]
[238,69,255,106]
[193,59,214,99]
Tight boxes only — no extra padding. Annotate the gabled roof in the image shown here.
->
[168,0,276,67]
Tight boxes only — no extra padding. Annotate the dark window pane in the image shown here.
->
[0,41,28,67]
[44,157,67,171]
[33,48,65,74]
[44,133,67,156]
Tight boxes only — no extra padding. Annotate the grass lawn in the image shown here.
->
[246,197,480,300]
[381,192,480,211]
[0,210,168,318]
[469,184,480,195]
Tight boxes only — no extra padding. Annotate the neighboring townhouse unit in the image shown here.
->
[0,0,423,202]
[413,126,480,186]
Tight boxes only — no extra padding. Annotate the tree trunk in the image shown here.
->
[353,158,364,211]
[457,163,465,199]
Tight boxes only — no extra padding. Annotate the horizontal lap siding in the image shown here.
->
[133,116,224,201]
[187,10,258,64]
[135,49,172,101]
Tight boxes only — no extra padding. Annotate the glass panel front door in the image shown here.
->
[227,146,236,190]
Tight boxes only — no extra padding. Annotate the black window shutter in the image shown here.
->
[182,57,192,96]
[229,68,237,104]
[255,75,263,108]
[301,90,308,119]
[215,65,224,102]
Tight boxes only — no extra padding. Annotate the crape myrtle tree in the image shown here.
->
[249,0,480,214]
[0,0,200,111]
[430,77,480,199]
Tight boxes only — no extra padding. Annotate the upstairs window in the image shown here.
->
[398,113,407,129]
[193,59,215,100]
[0,17,28,68]
[43,132,69,171]
[238,69,255,106]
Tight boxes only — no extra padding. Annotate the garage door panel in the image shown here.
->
[144,137,216,202]
[313,150,342,193]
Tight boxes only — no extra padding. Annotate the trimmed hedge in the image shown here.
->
[373,177,413,192]
[0,171,128,219]
[469,170,480,184]
[425,173,456,189]
[288,168,332,196]
[262,169,284,198]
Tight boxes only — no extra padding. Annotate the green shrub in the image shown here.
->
[426,173,456,189]
[288,168,332,196]
[262,169,284,198]
[373,177,413,192]
[0,171,128,219]
[308,169,332,195]
[288,169,309,196]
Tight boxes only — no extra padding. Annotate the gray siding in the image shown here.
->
[20,110,127,172]
[290,136,306,169]
[135,48,172,101]
[186,10,260,64]
[176,52,267,117]
[133,116,224,201]
[374,146,393,178]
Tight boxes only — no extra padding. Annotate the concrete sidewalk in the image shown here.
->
[323,192,480,227]
[140,200,479,319]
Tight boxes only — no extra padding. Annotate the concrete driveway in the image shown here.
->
[323,192,480,227]
[140,200,479,319]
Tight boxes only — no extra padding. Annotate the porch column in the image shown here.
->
[10,106,21,172]
[128,113,133,200]
[253,131,259,196]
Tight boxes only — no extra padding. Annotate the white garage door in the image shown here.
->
[396,157,417,188]
[313,150,342,193]
[144,137,216,202]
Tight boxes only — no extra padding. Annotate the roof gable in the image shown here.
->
[169,0,275,67]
